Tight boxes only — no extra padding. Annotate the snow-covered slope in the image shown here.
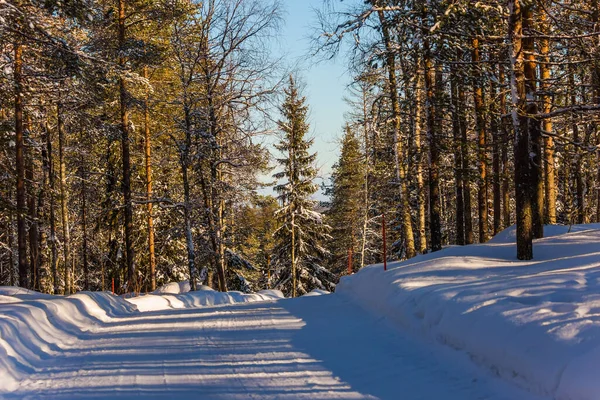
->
[337,224,600,400]
[127,287,284,312]
[0,285,284,391]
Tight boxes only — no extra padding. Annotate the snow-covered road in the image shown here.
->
[7,294,543,399]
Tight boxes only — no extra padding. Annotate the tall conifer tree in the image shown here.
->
[271,76,335,297]
[327,126,365,275]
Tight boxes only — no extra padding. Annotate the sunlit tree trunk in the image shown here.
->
[45,119,59,293]
[57,102,72,293]
[451,66,465,245]
[377,9,416,258]
[15,41,28,288]
[143,66,157,291]
[118,0,135,292]
[540,10,556,224]
[472,38,489,243]
[414,64,427,253]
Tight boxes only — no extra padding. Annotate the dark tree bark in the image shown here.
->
[423,11,441,252]
[566,65,585,224]
[451,67,465,245]
[181,94,198,292]
[592,0,600,221]
[491,77,501,236]
[523,5,544,240]
[499,63,511,229]
[26,123,39,290]
[509,0,533,260]
[37,119,51,292]
[8,199,15,286]
[15,42,28,288]
[457,59,474,245]
[472,38,489,243]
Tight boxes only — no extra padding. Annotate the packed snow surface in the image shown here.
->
[337,224,600,400]
[0,288,538,399]
[127,286,284,312]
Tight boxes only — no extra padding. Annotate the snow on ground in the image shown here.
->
[127,287,284,312]
[0,289,540,399]
[3,224,600,399]
[337,224,600,400]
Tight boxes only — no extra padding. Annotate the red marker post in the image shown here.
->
[382,213,387,271]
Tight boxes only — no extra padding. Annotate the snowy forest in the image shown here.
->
[1,0,600,297]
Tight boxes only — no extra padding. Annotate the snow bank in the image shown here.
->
[0,284,284,393]
[0,291,136,392]
[302,289,331,297]
[152,280,191,294]
[127,287,284,312]
[337,225,600,400]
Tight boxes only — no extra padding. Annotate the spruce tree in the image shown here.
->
[327,126,365,275]
[271,76,335,297]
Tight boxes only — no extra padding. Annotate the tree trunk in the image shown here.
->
[45,119,59,294]
[143,66,157,291]
[182,166,197,291]
[360,86,370,267]
[567,65,584,223]
[472,38,489,243]
[8,200,15,286]
[26,126,39,290]
[414,63,427,253]
[80,159,90,290]
[423,12,441,252]
[15,42,28,288]
[499,63,511,229]
[523,5,544,239]
[181,98,197,291]
[491,76,501,235]
[118,0,135,292]
[451,67,465,245]
[592,0,600,221]
[540,11,556,224]
[57,102,72,293]
[509,0,533,260]
[377,10,416,258]
[458,66,474,244]
[291,208,296,297]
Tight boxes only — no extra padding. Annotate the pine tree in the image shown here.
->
[327,126,365,275]
[271,76,335,297]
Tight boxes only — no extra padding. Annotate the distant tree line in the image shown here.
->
[2,0,600,296]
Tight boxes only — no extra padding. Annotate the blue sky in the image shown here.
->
[271,0,352,196]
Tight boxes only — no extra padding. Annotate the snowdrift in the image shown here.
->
[127,286,284,312]
[337,224,600,400]
[0,284,284,393]
[0,291,136,391]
